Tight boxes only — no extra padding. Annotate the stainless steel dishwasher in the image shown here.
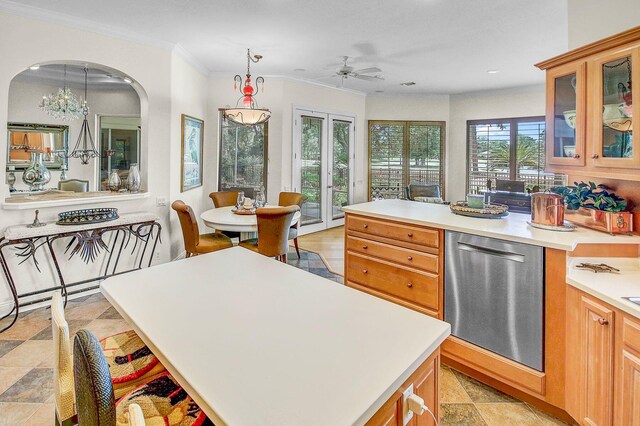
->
[444,230,544,371]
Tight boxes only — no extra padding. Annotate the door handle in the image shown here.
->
[457,242,525,263]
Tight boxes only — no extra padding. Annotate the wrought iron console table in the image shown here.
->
[0,212,161,332]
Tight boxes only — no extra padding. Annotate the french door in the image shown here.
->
[293,108,355,234]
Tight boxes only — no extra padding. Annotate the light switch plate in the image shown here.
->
[156,196,168,206]
[402,384,414,426]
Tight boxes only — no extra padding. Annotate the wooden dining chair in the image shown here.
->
[73,330,212,426]
[209,191,238,208]
[172,200,233,257]
[278,192,306,258]
[239,206,299,262]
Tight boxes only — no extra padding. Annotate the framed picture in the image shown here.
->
[181,114,204,192]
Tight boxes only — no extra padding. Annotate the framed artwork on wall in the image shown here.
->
[181,114,204,192]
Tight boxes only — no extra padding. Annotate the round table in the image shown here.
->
[200,206,301,240]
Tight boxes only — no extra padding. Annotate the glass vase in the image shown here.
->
[127,163,141,193]
[107,169,121,192]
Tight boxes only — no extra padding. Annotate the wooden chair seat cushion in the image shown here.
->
[115,372,214,426]
[196,232,233,253]
[238,238,259,253]
[100,330,166,399]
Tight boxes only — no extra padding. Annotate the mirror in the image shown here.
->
[6,62,141,195]
[7,123,68,170]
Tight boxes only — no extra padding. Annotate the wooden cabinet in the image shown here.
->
[536,27,640,180]
[615,315,640,426]
[366,349,439,426]
[345,214,443,318]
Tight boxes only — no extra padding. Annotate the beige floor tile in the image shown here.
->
[527,403,570,425]
[64,299,111,321]
[0,318,49,341]
[440,366,472,403]
[0,402,41,426]
[452,369,518,403]
[23,402,54,425]
[440,403,487,425]
[83,319,130,340]
[475,402,542,426]
[0,367,31,395]
[0,341,52,368]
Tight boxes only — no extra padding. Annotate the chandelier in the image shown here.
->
[69,66,102,164]
[39,65,83,120]
[223,49,271,126]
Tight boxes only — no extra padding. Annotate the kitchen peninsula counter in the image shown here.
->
[342,199,640,251]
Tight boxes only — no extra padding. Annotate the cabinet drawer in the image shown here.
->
[347,236,439,273]
[347,252,439,311]
[347,215,439,248]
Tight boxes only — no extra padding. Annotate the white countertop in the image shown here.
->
[567,257,640,320]
[343,199,640,251]
[101,247,450,426]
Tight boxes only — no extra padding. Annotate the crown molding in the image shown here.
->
[172,44,211,77]
[0,0,175,51]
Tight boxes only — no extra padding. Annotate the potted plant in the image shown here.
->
[551,181,633,234]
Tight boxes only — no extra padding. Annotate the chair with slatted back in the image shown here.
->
[278,192,306,258]
[239,206,299,262]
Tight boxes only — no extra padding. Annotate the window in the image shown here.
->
[369,121,445,199]
[467,117,566,193]
[99,116,141,190]
[218,113,268,192]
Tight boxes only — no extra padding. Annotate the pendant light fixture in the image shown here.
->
[69,66,102,164]
[39,65,83,120]
[223,49,271,126]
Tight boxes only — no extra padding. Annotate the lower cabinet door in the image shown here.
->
[617,316,640,426]
[580,295,615,426]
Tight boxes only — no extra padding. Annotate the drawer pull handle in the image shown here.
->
[598,317,609,325]
[363,224,368,229]
[407,233,413,237]
[362,245,368,250]
[407,282,413,288]
[363,269,368,274]
[407,256,413,261]
[592,154,599,159]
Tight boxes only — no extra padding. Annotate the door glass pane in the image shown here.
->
[601,56,633,158]
[409,124,442,191]
[369,123,404,199]
[553,73,577,158]
[219,118,266,192]
[331,120,350,220]
[99,116,141,190]
[301,116,323,225]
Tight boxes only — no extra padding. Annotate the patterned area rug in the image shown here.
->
[286,248,344,284]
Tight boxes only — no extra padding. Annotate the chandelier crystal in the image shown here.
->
[39,65,83,121]
[223,49,271,126]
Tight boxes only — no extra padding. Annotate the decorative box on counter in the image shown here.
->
[565,208,633,235]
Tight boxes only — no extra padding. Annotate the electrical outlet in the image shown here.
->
[402,384,414,426]
[156,196,168,206]
[155,251,160,260]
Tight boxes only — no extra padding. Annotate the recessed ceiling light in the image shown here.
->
[29,64,40,70]
[487,69,499,74]
[375,90,385,93]
[400,81,416,86]
[123,76,133,84]
[293,68,305,72]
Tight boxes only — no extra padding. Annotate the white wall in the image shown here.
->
[448,85,546,201]
[568,0,640,49]
[8,80,140,190]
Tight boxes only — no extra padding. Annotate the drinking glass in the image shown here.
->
[236,191,245,209]
[255,190,265,208]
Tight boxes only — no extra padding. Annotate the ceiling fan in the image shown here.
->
[332,56,384,85]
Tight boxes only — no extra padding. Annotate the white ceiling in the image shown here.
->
[3,0,569,94]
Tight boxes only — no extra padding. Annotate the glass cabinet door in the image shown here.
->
[592,48,639,168]
[546,62,586,166]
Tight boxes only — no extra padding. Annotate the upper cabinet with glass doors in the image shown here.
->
[536,26,640,180]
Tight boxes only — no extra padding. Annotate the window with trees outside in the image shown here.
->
[218,113,268,193]
[467,117,566,194]
[369,121,445,200]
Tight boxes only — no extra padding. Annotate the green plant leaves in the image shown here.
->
[550,181,628,212]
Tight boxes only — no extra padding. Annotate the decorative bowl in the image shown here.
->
[57,208,119,225]
[450,201,509,219]
[563,110,576,129]
[563,145,576,158]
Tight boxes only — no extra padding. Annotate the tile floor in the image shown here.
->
[0,247,567,426]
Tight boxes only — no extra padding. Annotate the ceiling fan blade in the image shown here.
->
[353,67,382,74]
[352,74,384,81]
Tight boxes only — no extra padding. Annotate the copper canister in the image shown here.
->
[531,193,565,226]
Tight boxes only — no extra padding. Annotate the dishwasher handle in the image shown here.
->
[457,241,525,263]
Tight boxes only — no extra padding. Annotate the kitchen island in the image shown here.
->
[342,199,640,425]
[102,247,450,426]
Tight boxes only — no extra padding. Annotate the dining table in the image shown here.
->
[100,247,450,426]
[200,205,301,240]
